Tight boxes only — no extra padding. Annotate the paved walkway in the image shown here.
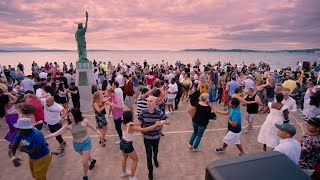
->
[0,102,307,180]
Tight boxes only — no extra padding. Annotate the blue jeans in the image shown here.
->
[189,122,207,149]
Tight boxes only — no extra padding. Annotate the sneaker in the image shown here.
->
[83,176,88,180]
[192,148,200,152]
[89,159,96,170]
[239,153,246,156]
[115,140,121,144]
[58,149,65,157]
[129,176,137,180]
[120,171,131,178]
[215,148,225,153]
[188,144,192,149]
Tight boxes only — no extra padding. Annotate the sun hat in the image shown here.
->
[13,118,34,129]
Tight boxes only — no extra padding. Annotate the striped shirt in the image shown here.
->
[137,96,148,115]
[138,108,168,140]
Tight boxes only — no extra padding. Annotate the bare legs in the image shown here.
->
[183,90,190,102]
[222,143,245,154]
[167,103,174,112]
[79,150,94,177]
[133,90,139,104]
[62,103,68,118]
[98,126,107,146]
[121,151,138,178]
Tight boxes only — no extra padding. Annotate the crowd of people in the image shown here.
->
[1,59,320,180]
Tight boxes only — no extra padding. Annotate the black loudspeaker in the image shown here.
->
[206,151,310,180]
[303,61,310,72]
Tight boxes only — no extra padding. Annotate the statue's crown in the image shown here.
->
[74,20,84,25]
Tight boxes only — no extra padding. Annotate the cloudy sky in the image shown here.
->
[0,0,319,50]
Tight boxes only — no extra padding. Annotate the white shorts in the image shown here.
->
[223,131,241,145]
[125,96,134,105]
[245,113,257,123]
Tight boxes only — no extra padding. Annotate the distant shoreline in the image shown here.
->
[0,48,319,53]
[183,48,320,53]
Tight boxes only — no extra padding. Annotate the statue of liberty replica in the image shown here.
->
[75,11,89,62]
[74,11,94,112]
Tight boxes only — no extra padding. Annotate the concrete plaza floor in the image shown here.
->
[0,101,307,180]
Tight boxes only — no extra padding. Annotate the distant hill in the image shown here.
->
[183,48,320,53]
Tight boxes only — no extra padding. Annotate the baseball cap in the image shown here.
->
[275,123,296,136]
[305,117,320,127]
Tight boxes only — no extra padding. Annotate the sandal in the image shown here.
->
[101,141,106,147]
[242,130,249,135]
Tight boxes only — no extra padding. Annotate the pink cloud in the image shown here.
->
[0,0,319,50]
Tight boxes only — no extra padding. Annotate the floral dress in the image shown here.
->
[94,104,107,129]
[221,82,228,103]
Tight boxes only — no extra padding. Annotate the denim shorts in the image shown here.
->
[120,139,134,153]
[73,138,92,152]
[133,86,140,92]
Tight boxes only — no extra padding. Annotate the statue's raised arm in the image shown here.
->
[85,11,88,29]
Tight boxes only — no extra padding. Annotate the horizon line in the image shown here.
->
[0,48,319,52]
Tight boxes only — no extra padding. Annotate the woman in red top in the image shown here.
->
[23,94,45,130]
[146,71,156,89]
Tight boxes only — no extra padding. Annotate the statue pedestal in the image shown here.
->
[75,61,94,112]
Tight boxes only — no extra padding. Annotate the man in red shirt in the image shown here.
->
[123,74,134,111]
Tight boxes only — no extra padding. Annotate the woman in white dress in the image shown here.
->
[302,79,316,118]
[258,93,289,151]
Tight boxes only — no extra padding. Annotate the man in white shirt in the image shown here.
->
[64,71,73,85]
[40,96,66,156]
[281,88,297,123]
[112,81,124,107]
[274,123,301,164]
[241,75,255,93]
[20,75,35,92]
[168,70,175,84]
[115,72,124,88]
[167,79,178,113]
[36,83,46,98]
[39,69,48,79]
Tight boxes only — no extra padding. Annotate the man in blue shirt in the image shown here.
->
[9,118,51,180]
[226,76,239,102]
[214,98,246,156]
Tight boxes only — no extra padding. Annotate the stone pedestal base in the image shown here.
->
[75,61,94,113]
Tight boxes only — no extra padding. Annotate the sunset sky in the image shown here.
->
[1,0,319,51]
